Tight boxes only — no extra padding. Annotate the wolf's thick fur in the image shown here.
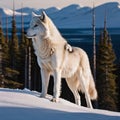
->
[26,11,97,108]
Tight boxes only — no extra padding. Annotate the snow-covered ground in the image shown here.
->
[0,88,120,120]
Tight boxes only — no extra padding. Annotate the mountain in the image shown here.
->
[0,88,120,120]
[45,7,59,14]
[0,2,120,28]
[0,7,28,17]
[16,7,35,14]
[94,2,120,28]
[49,2,120,28]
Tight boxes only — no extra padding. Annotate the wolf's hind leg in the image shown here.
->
[79,71,93,108]
[66,78,81,106]
[40,68,50,98]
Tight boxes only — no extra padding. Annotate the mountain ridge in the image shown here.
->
[0,2,120,28]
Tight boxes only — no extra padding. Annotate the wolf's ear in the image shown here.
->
[32,12,38,17]
[40,11,47,22]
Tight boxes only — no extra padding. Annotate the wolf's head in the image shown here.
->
[26,11,60,39]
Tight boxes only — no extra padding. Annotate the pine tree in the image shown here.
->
[0,14,9,76]
[0,14,14,88]
[0,14,3,76]
[5,15,9,43]
[19,5,29,87]
[96,16,117,111]
[116,62,120,111]
[9,1,19,80]
[0,14,3,75]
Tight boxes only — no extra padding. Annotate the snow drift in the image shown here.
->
[0,88,120,120]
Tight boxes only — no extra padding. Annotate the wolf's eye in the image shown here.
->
[34,24,38,27]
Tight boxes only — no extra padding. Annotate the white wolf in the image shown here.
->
[26,11,97,108]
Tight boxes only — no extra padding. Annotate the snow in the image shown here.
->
[0,7,28,17]
[3,8,28,16]
[0,88,120,120]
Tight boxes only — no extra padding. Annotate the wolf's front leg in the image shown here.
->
[40,68,50,98]
[52,69,61,102]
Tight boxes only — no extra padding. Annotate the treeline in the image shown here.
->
[0,9,120,112]
[0,11,41,90]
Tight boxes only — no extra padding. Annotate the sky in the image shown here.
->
[0,0,120,9]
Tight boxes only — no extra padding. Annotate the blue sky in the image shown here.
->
[0,0,119,9]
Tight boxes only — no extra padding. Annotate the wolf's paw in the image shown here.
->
[51,98,59,103]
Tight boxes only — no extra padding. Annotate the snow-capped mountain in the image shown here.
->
[0,2,120,28]
[0,7,28,17]
[49,2,120,28]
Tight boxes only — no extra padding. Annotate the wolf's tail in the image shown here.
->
[89,75,97,100]
[79,48,97,100]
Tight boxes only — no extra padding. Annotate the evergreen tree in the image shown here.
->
[19,31,28,85]
[9,2,19,81]
[19,6,29,86]
[0,14,3,77]
[116,62,120,111]
[96,17,117,111]
[19,35,29,87]
[0,14,9,76]
[0,14,21,88]
[0,14,4,75]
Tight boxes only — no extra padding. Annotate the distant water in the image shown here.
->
[3,28,120,61]
[59,28,120,61]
